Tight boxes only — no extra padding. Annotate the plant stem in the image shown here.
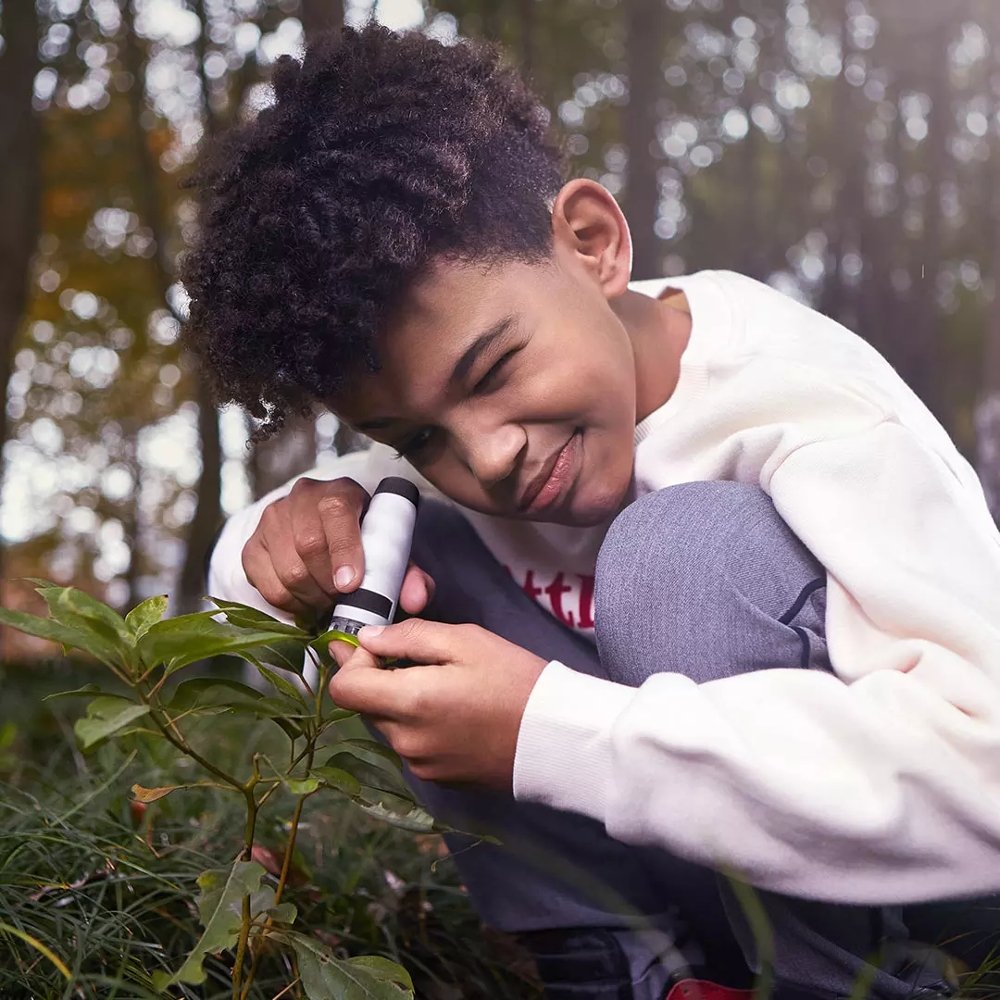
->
[270,979,301,1000]
[133,676,244,789]
[232,782,259,998]
[239,784,316,999]
[146,706,244,790]
[239,683,325,1000]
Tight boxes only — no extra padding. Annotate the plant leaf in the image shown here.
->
[35,584,131,641]
[0,607,118,665]
[253,662,309,704]
[124,594,168,639]
[207,598,310,636]
[285,776,321,795]
[352,796,438,834]
[42,683,103,701]
[138,613,307,676]
[285,931,413,1000]
[131,783,185,803]
[167,677,312,719]
[166,677,307,739]
[259,638,312,673]
[151,860,267,988]
[267,902,297,925]
[332,740,405,777]
[33,586,135,671]
[260,755,324,797]
[74,697,150,749]
[310,765,362,799]
[323,742,409,798]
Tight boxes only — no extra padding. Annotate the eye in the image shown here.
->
[394,427,436,460]
[473,350,517,393]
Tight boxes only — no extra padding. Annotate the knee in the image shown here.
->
[594,482,826,683]
[596,481,782,606]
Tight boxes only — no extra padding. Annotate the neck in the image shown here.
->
[613,288,692,424]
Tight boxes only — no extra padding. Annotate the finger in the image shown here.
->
[241,538,313,616]
[357,618,468,664]
[398,564,436,615]
[284,479,345,599]
[328,638,360,668]
[262,527,333,609]
[336,643,382,673]
[314,478,370,594]
[328,650,405,716]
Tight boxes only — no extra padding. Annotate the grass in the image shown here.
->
[0,657,542,999]
[4,657,1000,1000]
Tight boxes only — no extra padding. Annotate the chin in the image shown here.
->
[558,478,633,527]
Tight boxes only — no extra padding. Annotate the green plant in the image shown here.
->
[0,581,440,999]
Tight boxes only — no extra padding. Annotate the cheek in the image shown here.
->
[419,459,496,513]
[530,341,634,421]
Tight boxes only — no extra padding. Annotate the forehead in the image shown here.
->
[332,257,546,419]
[398,256,529,333]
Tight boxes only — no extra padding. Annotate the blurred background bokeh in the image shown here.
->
[1,0,996,644]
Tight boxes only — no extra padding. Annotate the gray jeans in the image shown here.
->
[403,483,958,999]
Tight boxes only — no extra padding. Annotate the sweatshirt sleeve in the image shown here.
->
[513,417,1000,904]
[207,444,422,621]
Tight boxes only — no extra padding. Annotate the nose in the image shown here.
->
[456,421,526,489]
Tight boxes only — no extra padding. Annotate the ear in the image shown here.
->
[550,179,633,299]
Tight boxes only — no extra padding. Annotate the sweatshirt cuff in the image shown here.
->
[512,661,635,823]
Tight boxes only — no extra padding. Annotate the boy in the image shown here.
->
[187,25,1000,1000]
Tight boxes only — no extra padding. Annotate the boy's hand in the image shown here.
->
[327,620,548,790]
[241,476,435,618]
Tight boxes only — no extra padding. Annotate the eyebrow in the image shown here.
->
[356,314,516,432]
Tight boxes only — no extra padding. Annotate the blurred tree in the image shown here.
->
[7,0,1000,633]
[244,0,352,499]
[119,0,223,613]
[622,0,667,278]
[302,0,343,39]
[0,0,42,606]
[976,0,1000,517]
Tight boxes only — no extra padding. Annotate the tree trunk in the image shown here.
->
[244,0,350,500]
[515,0,535,79]
[0,1,41,646]
[819,0,857,323]
[908,26,949,420]
[119,422,142,609]
[122,0,226,612]
[975,7,1000,522]
[176,377,223,606]
[248,413,320,499]
[300,0,344,41]
[622,0,665,279]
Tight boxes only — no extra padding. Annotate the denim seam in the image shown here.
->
[777,577,826,626]
[791,625,811,671]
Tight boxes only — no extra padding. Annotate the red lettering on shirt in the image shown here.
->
[578,574,596,629]
[544,572,575,627]
[522,570,543,602]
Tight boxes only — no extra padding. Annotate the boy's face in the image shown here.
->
[330,250,639,527]
[327,178,670,527]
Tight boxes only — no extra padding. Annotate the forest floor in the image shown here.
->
[0,656,541,999]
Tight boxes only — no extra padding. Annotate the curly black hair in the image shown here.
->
[179,24,566,440]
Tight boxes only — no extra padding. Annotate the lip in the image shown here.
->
[518,433,580,514]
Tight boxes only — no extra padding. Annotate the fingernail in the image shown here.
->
[359,625,384,640]
[334,566,354,589]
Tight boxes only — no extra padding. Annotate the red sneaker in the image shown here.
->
[664,980,755,1000]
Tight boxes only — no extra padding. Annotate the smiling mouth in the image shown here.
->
[518,432,580,513]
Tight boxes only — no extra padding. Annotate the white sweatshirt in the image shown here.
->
[209,270,1000,905]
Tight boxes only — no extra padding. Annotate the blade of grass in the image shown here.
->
[0,920,72,978]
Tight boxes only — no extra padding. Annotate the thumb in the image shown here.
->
[399,563,435,615]
[331,642,382,675]
[357,617,460,664]
[328,638,359,668]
